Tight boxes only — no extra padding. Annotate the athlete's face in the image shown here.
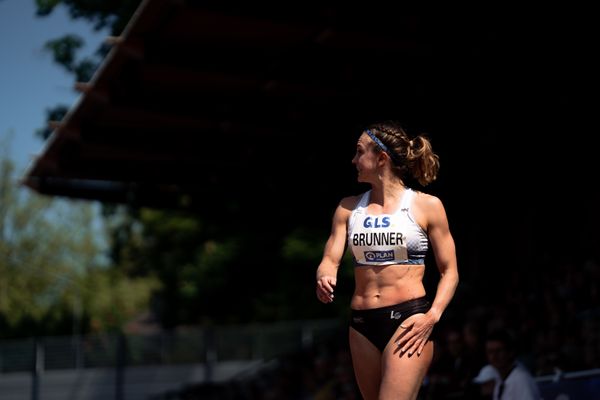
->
[352,133,379,182]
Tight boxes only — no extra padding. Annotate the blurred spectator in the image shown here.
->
[485,328,541,400]
[471,364,500,400]
[424,324,486,398]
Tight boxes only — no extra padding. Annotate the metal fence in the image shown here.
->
[0,318,343,400]
[536,368,600,399]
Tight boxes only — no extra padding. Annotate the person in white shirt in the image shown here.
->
[485,328,541,400]
[473,364,501,399]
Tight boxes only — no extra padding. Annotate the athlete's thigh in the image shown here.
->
[348,327,382,400]
[380,338,434,400]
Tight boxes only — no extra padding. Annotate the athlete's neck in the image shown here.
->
[369,181,406,206]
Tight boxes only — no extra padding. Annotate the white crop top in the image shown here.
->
[347,188,429,266]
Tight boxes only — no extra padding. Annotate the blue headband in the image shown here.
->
[365,129,398,164]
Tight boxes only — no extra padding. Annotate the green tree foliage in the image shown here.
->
[102,206,213,328]
[102,207,269,327]
[35,0,143,140]
[36,105,69,140]
[35,0,142,34]
[43,34,99,81]
[102,206,341,327]
[0,147,158,338]
[279,227,355,320]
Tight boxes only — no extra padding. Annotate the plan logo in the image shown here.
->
[364,250,394,262]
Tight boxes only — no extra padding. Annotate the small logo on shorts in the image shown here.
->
[390,311,402,320]
[353,317,364,324]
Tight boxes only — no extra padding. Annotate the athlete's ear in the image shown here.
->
[377,152,390,167]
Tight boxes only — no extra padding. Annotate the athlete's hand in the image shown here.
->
[316,276,336,303]
[393,312,435,357]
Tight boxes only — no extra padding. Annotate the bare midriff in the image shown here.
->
[351,264,426,310]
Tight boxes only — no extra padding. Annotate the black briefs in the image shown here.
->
[349,296,431,352]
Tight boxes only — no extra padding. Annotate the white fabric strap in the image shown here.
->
[398,188,413,212]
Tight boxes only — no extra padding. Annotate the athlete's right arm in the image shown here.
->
[316,198,353,304]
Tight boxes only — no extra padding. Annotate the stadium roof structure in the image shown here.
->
[21,2,593,225]
[22,1,464,215]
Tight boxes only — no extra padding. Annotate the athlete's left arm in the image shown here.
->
[425,194,459,325]
[397,194,459,357]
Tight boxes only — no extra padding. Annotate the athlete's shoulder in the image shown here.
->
[412,190,446,213]
[339,191,367,211]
